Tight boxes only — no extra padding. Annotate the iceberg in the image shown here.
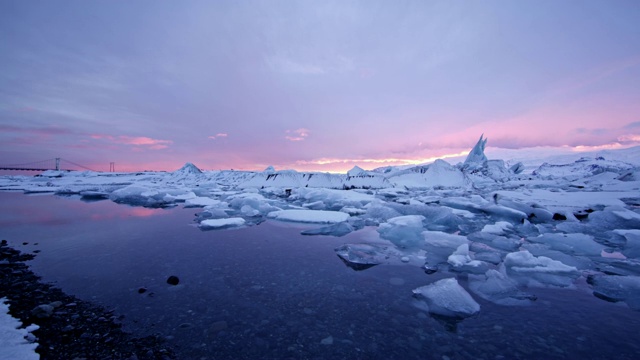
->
[412,278,480,318]
[447,244,490,274]
[469,270,536,305]
[377,215,426,248]
[527,233,605,257]
[504,250,580,287]
[589,275,640,310]
[463,134,488,169]
[335,244,388,270]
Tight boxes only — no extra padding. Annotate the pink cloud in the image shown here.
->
[90,134,172,150]
[285,128,310,141]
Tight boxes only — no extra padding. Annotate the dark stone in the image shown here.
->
[166,276,180,285]
[31,304,54,318]
[552,213,567,221]
[138,287,147,294]
[574,211,589,221]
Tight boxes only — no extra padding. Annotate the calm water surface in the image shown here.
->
[1,192,640,359]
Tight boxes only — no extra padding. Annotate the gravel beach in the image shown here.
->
[0,240,176,360]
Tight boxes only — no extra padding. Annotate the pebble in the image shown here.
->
[166,276,180,285]
[321,336,334,345]
[211,321,228,332]
[62,325,75,333]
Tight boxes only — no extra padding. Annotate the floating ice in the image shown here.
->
[335,243,388,270]
[589,275,640,310]
[447,244,490,274]
[615,229,640,259]
[482,221,513,235]
[412,278,480,318]
[527,233,605,257]
[504,250,580,287]
[301,222,354,237]
[199,217,246,229]
[267,209,350,223]
[109,185,170,207]
[378,215,426,248]
[184,197,221,207]
[469,270,536,305]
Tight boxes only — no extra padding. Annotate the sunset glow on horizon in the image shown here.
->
[1,1,639,173]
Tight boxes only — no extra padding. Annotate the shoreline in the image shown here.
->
[0,240,175,360]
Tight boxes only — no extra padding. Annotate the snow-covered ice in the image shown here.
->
[267,209,350,223]
[199,218,246,229]
[0,298,39,360]
[504,250,580,287]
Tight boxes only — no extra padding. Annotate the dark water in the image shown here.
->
[2,192,640,359]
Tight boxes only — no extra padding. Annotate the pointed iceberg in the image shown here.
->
[463,134,488,168]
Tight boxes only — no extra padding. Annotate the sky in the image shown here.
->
[1,0,639,173]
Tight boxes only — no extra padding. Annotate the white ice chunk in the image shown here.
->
[184,197,221,207]
[447,244,489,274]
[482,221,513,235]
[199,218,246,229]
[423,231,468,250]
[412,278,480,318]
[528,233,605,257]
[109,185,169,207]
[335,244,387,270]
[469,270,536,306]
[378,215,425,248]
[504,250,580,287]
[267,210,350,223]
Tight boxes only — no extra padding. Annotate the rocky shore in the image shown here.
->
[0,240,175,360]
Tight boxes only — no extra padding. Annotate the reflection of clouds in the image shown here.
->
[89,206,167,221]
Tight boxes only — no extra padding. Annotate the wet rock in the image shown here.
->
[138,287,148,294]
[166,275,180,285]
[552,213,567,221]
[62,325,75,333]
[32,304,55,318]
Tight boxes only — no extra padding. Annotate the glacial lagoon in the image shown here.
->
[2,192,640,359]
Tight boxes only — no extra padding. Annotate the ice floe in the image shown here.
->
[267,209,350,223]
[412,278,480,318]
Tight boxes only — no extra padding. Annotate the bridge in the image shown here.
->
[0,158,98,172]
